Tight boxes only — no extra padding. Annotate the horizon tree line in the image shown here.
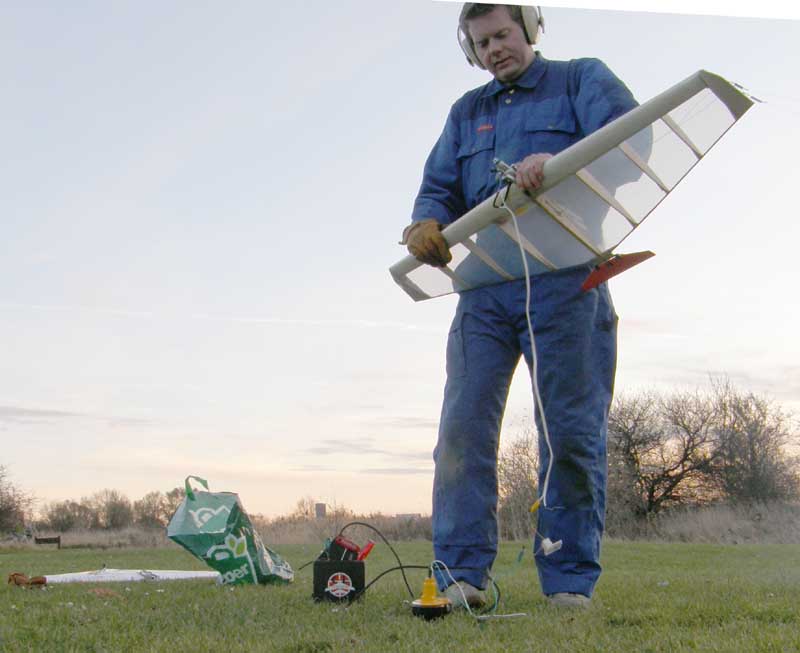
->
[2,379,798,538]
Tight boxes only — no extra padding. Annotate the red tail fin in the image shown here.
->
[581,251,655,291]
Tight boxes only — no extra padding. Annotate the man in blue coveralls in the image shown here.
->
[401,3,639,609]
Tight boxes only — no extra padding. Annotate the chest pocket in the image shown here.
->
[524,99,582,154]
[456,129,496,209]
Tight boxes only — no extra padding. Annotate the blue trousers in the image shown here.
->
[432,264,617,597]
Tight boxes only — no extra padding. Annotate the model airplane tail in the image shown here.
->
[581,251,655,291]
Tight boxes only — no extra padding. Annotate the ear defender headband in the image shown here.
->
[458,4,544,69]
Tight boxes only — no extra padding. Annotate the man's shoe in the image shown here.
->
[547,592,591,608]
[444,581,486,610]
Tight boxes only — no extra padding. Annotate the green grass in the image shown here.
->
[2,540,799,652]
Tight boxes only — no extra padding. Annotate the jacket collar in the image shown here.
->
[481,52,548,98]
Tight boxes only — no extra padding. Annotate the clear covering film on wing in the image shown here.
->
[390,71,754,301]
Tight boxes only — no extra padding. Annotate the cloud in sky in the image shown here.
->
[358,416,440,431]
[0,404,156,430]
[289,464,432,476]
[0,303,156,320]
[304,437,432,465]
[360,467,432,476]
[106,417,157,429]
[0,302,440,333]
[0,405,86,422]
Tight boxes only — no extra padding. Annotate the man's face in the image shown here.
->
[467,6,535,83]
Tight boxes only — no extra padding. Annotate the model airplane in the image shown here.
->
[390,70,754,301]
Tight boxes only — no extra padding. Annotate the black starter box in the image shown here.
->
[312,560,365,602]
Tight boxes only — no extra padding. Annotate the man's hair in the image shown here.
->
[459,4,526,45]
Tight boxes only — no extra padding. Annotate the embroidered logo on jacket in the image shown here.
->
[476,124,494,133]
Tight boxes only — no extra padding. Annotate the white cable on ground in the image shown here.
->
[431,560,528,621]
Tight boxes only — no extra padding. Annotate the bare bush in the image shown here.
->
[42,487,181,532]
[163,487,184,521]
[606,391,661,527]
[0,465,33,534]
[608,381,800,531]
[93,489,134,529]
[712,379,800,502]
[41,499,100,531]
[134,491,168,528]
[497,429,538,540]
[608,390,720,519]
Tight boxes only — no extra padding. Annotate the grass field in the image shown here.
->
[2,540,799,652]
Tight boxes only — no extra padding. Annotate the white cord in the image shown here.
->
[432,560,477,618]
[498,194,554,509]
[431,560,528,621]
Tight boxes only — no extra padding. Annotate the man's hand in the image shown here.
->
[514,153,553,192]
[404,219,452,267]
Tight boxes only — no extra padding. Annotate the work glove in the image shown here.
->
[402,219,452,267]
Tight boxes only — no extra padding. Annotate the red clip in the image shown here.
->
[356,540,375,561]
[333,535,360,555]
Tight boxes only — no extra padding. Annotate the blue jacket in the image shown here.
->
[412,55,638,225]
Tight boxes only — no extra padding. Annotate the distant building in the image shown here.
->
[315,503,327,520]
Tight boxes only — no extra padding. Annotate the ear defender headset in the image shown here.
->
[457,4,544,69]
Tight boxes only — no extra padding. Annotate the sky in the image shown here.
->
[2,1,799,518]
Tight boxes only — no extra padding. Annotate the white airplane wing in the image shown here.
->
[390,70,754,301]
[43,568,221,584]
